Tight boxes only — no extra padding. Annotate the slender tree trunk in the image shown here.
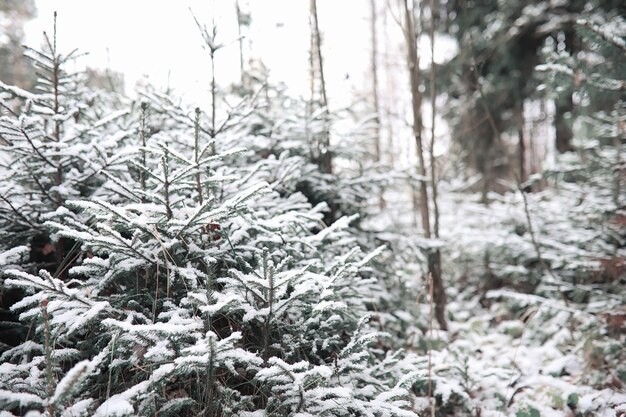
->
[555,95,574,153]
[555,29,576,153]
[383,3,395,168]
[310,0,328,111]
[370,0,381,164]
[427,0,446,331]
[194,107,203,205]
[235,0,246,88]
[139,102,148,202]
[404,0,449,330]
[309,0,332,174]
[615,123,623,207]
[428,0,439,239]
[210,49,216,155]
[402,0,431,237]
[306,3,316,164]
[517,101,527,183]
[371,0,385,208]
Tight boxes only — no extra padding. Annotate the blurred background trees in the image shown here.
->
[0,1,624,415]
[0,0,37,89]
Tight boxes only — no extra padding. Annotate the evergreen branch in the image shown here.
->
[129,158,165,184]
[0,195,43,231]
[22,45,55,67]
[18,126,57,169]
[26,165,59,206]
[578,18,626,53]
[99,228,158,268]
[101,171,142,203]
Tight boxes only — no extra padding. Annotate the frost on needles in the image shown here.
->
[0,22,423,417]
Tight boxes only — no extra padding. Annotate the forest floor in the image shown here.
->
[377,186,625,416]
[436,293,626,416]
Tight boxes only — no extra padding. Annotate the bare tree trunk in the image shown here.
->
[402,0,431,238]
[309,0,332,174]
[382,4,395,169]
[517,102,527,183]
[427,0,447,331]
[371,0,384,208]
[404,0,448,330]
[310,0,328,112]
[555,95,574,153]
[615,123,623,207]
[235,0,246,88]
[210,48,216,155]
[370,0,381,164]
[306,2,316,164]
[555,29,576,153]
[428,1,439,239]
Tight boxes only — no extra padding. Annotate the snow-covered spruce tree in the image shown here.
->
[218,74,418,345]
[0,15,131,348]
[233,73,390,226]
[0,38,424,417]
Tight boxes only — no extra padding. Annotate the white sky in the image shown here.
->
[25,0,375,108]
[23,0,457,168]
[25,1,455,107]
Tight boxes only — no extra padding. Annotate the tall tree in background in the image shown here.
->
[0,0,36,89]
[235,0,251,89]
[371,0,385,207]
[402,0,429,235]
[308,0,332,174]
[402,0,447,330]
[427,0,446,332]
[442,0,542,195]
[370,0,381,166]
[441,0,623,194]
[382,4,397,169]
[549,0,622,154]
[537,6,625,206]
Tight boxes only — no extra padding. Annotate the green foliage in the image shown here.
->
[0,22,424,417]
[516,406,541,417]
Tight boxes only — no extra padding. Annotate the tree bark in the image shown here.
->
[382,3,396,168]
[309,0,332,174]
[371,0,385,208]
[517,101,527,183]
[555,95,574,153]
[402,0,431,238]
[403,0,447,330]
[428,0,447,331]
[555,29,576,153]
[370,0,381,165]
[235,0,246,88]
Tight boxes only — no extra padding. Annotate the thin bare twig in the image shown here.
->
[427,273,435,417]
[517,180,556,281]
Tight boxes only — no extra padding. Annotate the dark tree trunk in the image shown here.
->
[555,28,577,153]
[517,102,527,182]
[555,94,574,153]
[428,250,447,330]
[309,0,332,174]
[403,0,447,331]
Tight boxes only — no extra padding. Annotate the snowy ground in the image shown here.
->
[372,181,625,416]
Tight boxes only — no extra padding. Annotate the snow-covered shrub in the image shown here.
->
[0,28,425,417]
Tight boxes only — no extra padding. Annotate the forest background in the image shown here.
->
[0,0,624,416]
